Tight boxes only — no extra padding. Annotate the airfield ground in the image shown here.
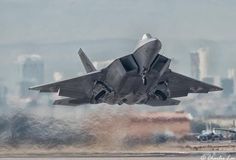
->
[0,141,235,159]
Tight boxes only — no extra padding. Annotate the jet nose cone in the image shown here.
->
[141,33,152,40]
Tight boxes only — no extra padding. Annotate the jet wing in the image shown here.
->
[29,71,103,99]
[215,128,236,133]
[160,70,223,98]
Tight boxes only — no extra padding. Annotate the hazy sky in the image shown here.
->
[1,0,236,45]
[1,0,236,90]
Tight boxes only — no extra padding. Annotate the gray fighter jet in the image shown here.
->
[29,34,222,106]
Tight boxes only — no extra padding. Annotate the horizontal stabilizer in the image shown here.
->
[78,48,96,73]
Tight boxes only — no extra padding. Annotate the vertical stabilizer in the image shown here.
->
[78,48,96,73]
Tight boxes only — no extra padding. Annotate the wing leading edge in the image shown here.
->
[29,71,103,105]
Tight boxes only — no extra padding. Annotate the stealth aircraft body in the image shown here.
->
[30,34,222,106]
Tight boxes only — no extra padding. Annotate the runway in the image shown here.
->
[0,158,204,160]
[0,152,235,160]
[0,141,235,159]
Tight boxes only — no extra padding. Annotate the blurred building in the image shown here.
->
[221,78,234,97]
[228,69,236,95]
[0,84,7,106]
[190,48,208,80]
[19,55,44,98]
[202,76,214,84]
[206,115,236,128]
[86,110,193,146]
[127,111,193,137]
[190,52,200,80]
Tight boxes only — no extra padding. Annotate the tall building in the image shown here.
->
[190,52,199,80]
[202,76,214,84]
[190,48,208,80]
[227,68,236,95]
[19,55,44,98]
[0,84,7,106]
[221,78,234,97]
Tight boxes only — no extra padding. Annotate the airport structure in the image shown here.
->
[206,115,236,128]
[88,111,193,146]
[128,111,193,137]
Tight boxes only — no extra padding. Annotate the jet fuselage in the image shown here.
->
[91,34,170,105]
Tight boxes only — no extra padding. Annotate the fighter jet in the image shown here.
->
[215,121,236,140]
[197,130,224,141]
[29,34,222,106]
[197,123,224,141]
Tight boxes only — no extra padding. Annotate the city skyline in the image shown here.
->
[0,0,236,113]
[1,0,236,90]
